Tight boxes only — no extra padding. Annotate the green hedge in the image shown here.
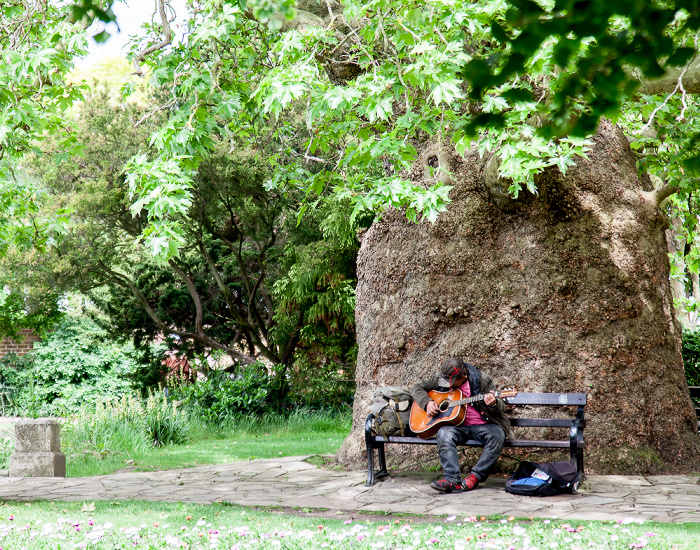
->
[682,329,700,387]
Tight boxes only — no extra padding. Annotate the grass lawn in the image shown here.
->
[0,500,697,549]
[64,408,351,477]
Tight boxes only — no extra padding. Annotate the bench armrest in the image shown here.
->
[365,413,375,440]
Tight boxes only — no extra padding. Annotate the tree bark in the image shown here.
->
[337,119,700,474]
[666,217,689,327]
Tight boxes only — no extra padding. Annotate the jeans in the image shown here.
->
[436,423,505,484]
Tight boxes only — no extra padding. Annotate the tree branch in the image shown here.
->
[131,0,173,77]
[641,174,679,207]
[280,307,305,367]
[168,259,204,334]
[95,261,256,364]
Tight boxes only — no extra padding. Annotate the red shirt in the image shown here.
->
[458,378,488,426]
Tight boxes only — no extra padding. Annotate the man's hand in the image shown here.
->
[426,400,439,416]
[484,393,496,407]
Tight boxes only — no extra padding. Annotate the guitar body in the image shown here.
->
[409,390,466,439]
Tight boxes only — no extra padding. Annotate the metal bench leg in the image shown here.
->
[376,442,388,479]
[577,448,585,477]
[365,415,377,486]
[366,443,376,486]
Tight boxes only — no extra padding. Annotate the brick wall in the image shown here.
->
[0,329,42,357]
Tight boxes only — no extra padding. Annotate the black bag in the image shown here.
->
[369,386,414,437]
[504,461,580,496]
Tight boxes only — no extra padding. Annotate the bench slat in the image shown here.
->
[506,393,586,406]
[506,439,578,449]
[509,418,579,428]
[373,436,582,449]
[374,435,437,445]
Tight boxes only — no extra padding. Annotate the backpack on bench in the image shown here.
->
[369,386,414,437]
[505,461,580,496]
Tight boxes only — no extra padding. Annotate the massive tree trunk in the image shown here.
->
[336,119,700,474]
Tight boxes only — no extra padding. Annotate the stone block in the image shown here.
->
[13,419,61,453]
[9,419,65,477]
[9,452,66,478]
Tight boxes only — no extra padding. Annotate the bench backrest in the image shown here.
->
[503,392,586,429]
[505,392,586,406]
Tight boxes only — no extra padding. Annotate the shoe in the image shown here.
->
[430,478,464,493]
[462,473,479,491]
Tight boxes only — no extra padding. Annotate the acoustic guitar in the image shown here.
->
[409,389,518,439]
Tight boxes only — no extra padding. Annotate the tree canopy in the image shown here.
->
[4,1,700,238]
[6,0,700,355]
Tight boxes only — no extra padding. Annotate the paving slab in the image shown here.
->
[0,457,697,523]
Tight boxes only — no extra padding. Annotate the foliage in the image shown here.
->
[0,437,12,471]
[62,390,190,467]
[5,0,700,259]
[14,88,361,386]
[286,340,356,408]
[0,353,24,415]
[0,2,85,251]
[142,390,191,446]
[9,0,700,395]
[11,316,143,416]
[464,1,700,139]
[83,0,700,263]
[171,365,278,421]
[0,288,63,341]
[62,397,152,462]
[682,329,700,386]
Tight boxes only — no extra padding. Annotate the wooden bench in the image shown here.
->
[364,392,586,486]
[690,386,700,432]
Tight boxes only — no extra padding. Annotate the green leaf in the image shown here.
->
[430,79,464,106]
[665,47,696,68]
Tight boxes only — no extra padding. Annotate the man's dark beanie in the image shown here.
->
[441,357,466,377]
[439,357,467,386]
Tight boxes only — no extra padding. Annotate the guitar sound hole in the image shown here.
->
[439,401,449,412]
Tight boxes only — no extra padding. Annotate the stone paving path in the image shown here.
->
[0,456,698,523]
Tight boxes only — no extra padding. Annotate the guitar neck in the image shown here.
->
[450,394,488,408]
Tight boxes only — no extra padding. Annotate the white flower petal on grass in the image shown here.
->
[86,528,104,542]
[165,534,187,547]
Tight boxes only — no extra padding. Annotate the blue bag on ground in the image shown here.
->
[504,461,580,496]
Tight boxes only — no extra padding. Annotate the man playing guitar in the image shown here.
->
[410,357,513,493]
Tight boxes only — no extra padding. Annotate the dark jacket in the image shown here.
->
[410,363,514,439]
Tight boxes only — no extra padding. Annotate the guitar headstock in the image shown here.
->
[496,388,518,398]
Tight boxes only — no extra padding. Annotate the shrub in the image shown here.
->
[10,316,149,416]
[0,354,24,416]
[143,391,190,446]
[0,438,13,470]
[62,395,151,460]
[286,344,356,409]
[682,329,700,386]
[171,364,275,422]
